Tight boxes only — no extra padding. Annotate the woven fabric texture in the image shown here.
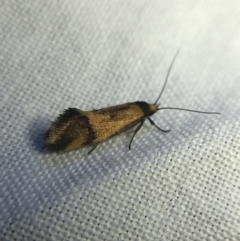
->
[1,0,240,240]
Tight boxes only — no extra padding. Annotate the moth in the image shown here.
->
[44,52,220,153]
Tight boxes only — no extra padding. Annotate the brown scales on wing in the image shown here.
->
[87,103,146,143]
[44,102,155,151]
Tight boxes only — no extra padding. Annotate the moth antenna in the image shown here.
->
[158,107,220,115]
[154,50,179,105]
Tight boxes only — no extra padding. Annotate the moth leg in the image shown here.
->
[147,117,171,132]
[129,120,145,150]
[88,144,99,154]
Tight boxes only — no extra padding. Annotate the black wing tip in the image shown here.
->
[43,108,83,152]
[43,131,60,151]
[44,131,67,151]
[53,108,80,125]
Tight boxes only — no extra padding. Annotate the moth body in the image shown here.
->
[44,102,158,151]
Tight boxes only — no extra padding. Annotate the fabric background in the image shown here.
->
[1,0,240,240]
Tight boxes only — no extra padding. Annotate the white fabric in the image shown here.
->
[1,0,240,240]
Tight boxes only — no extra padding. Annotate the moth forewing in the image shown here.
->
[44,102,157,151]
